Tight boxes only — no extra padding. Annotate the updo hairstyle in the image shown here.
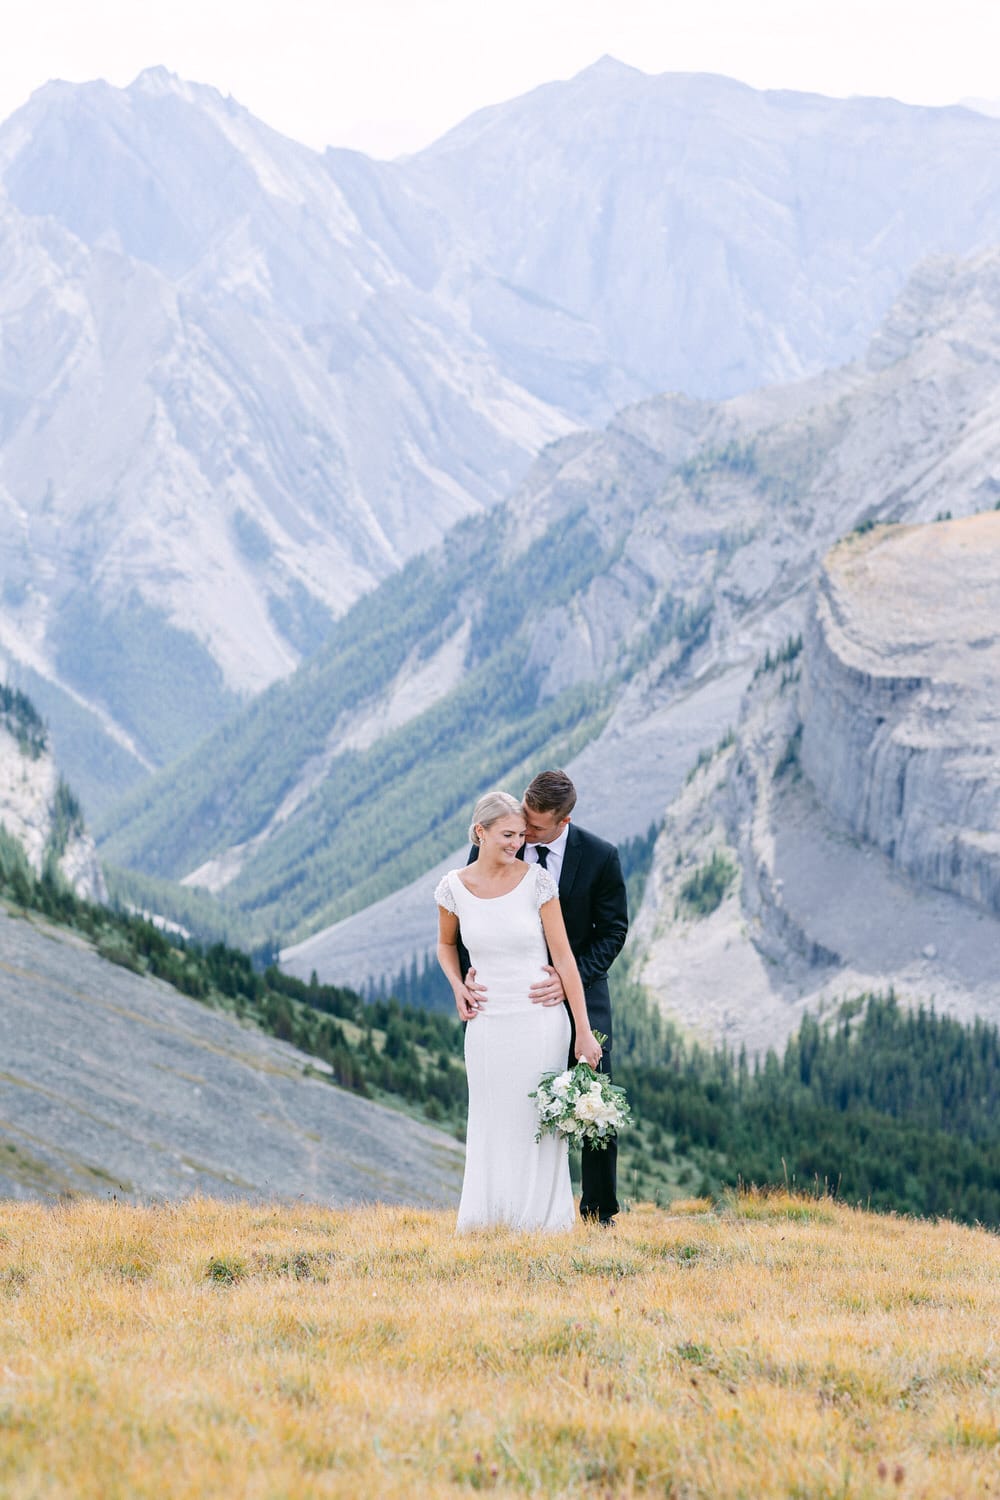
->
[468,790,524,846]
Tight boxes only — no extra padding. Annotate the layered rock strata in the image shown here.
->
[801,515,1000,915]
[633,514,1000,1052]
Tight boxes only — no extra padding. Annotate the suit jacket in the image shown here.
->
[463,823,629,1048]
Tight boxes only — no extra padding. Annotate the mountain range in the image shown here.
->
[97,244,1000,981]
[7,64,1000,813]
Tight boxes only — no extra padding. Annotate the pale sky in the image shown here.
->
[2,0,999,158]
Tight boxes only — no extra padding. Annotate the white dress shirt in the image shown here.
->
[523,823,570,886]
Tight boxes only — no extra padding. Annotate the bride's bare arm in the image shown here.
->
[437,907,484,1021]
[539,898,602,1067]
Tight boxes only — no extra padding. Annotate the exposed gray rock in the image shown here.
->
[0,721,105,902]
[280,665,749,989]
[801,516,1000,915]
[632,518,1000,1054]
[402,61,1000,401]
[276,247,1000,984]
[10,66,1000,798]
[0,73,570,784]
[0,902,462,1206]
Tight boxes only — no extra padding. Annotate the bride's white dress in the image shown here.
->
[435,862,575,1232]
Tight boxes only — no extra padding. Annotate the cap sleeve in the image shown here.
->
[534,867,559,908]
[434,873,458,914]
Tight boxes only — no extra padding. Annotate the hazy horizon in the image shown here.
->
[2,0,999,159]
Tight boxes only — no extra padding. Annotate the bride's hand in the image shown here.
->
[575,1030,603,1069]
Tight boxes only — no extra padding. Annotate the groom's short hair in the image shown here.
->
[523,769,577,821]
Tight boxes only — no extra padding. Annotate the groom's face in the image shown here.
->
[522,804,570,845]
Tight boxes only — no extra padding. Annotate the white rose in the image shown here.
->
[575,1091,619,1126]
[550,1070,576,1097]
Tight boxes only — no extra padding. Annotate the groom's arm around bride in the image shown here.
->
[523,771,628,1225]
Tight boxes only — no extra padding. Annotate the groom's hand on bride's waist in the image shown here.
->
[459,968,488,1019]
[530,966,566,1007]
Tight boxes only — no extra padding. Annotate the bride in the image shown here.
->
[435,790,603,1232]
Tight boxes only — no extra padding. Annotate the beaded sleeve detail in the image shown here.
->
[534,868,559,908]
[434,873,457,913]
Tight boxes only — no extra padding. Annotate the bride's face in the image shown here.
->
[478,818,526,862]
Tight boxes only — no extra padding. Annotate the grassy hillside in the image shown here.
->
[0,1194,996,1499]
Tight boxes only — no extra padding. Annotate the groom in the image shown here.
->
[466,769,629,1224]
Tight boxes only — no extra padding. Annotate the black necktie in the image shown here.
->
[535,845,550,869]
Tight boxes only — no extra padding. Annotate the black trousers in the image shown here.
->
[571,1035,619,1223]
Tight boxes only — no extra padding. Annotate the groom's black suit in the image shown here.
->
[465,823,629,1222]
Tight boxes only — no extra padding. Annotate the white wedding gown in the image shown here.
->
[435,862,575,1232]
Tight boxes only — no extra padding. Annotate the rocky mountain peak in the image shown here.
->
[275,244,1000,990]
[128,65,196,98]
[10,66,1000,823]
[578,54,642,79]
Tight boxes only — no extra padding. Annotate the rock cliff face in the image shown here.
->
[633,516,1000,1054]
[273,245,1000,982]
[0,700,106,902]
[801,517,1000,916]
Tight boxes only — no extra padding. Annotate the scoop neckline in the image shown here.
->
[454,865,535,901]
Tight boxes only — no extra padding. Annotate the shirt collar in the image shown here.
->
[529,822,570,855]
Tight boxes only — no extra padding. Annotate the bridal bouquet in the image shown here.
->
[530,1038,631,1150]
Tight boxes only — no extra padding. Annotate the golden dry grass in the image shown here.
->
[0,1192,997,1498]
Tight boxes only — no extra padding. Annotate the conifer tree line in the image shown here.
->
[0,684,47,758]
[2,824,999,1226]
[629,996,1000,1226]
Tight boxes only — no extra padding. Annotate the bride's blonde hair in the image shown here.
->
[468,790,524,846]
